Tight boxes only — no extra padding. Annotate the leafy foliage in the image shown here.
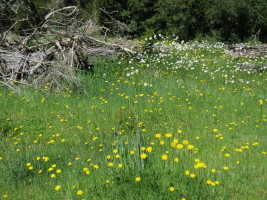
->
[1,0,267,42]
[93,0,267,42]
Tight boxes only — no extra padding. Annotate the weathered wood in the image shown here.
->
[0,6,135,91]
[227,45,267,72]
[228,44,267,57]
[236,62,267,73]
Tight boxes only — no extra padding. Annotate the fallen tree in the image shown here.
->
[0,4,134,91]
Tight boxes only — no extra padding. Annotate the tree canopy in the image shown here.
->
[1,0,267,42]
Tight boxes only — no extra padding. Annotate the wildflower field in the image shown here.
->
[1,39,267,200]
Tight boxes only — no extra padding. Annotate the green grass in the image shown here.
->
[1,40,267,200]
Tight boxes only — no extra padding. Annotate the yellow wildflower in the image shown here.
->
[55,185,61,191]
[161,154,168,160]
[135,177,141,182]
[140,154,147,159]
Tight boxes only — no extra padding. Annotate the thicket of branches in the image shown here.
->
[0,0,133,91]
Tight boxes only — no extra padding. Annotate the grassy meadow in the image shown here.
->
[1,39,267,200]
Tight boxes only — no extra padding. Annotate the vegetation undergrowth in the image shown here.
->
[1,38,267,200]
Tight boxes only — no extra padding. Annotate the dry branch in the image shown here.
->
[0,4,135,91]
[44,6,77,20]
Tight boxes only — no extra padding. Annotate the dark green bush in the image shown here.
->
[1,0,267,42]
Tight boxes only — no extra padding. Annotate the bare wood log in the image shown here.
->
[29,53,54,75]
[43,24,134,53]
[81,34,134,53]
[228,44,267,57]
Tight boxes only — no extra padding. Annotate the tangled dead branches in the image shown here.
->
[0,3,133,92]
